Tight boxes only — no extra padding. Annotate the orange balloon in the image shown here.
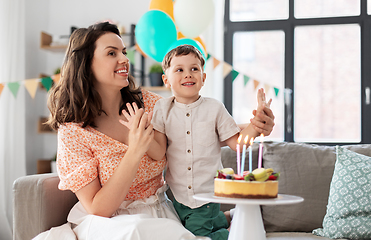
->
[177,31,207,57]
[149,0,174,20]
[194,36,207,57]
[177,31,186,39]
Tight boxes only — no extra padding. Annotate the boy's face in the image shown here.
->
[162,53,206,104]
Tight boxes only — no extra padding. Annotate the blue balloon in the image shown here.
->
[135,10,177,62]
[166,38,206,60]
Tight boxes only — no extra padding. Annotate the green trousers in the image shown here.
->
[173,199,229,240]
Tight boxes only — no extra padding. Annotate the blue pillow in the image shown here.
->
[312,146,371,239]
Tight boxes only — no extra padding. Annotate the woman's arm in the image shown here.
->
[75,109,154,217]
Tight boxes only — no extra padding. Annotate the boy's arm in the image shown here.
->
[146,130,167,160]
[119,102,167,161]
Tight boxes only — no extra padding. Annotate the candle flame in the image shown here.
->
[250,137,254,145]
[244,135,249,144]
[237,134,242,143]
[260,133,264,143]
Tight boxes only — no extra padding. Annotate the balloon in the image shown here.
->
[149,0,174,20]
[167,38,206,60]
[135,10,177,62]
[177,32,207,56]
[135,44,147,58]
[174,0,214,38]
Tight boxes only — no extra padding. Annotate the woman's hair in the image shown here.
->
[47,22,143,130]
[162,44,205,72]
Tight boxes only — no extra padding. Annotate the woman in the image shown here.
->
[36,22,194,240]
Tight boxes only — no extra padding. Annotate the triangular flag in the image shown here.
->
[274,87,279,97]
[24,79,39,99]
[41,76,53,91]
[207,53,211,60]
[0,83,4,97]
[213,57,220,69]
[264,84,270,93]
[222,62,233,79]
[243,75,250,86]
[52,73,61,84]
[7,82,20,98]
[231,69,239,82]
[126,48,135,65]
[253,79,260,90]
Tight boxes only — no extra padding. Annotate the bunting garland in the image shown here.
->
[0,83,4,96]
[205,55,280,97]
[0,47,280,100]
[0,74,60,99]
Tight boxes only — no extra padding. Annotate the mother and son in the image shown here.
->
[35,21,275,240]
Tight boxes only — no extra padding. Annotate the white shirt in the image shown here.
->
[152,96,240,208]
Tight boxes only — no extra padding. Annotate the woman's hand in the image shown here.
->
[120,102,166,160]
[126,107,154,157]
[119,102,153,129]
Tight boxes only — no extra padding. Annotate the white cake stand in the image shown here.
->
[194,193,304,240]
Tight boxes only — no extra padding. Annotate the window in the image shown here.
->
[224,0,371,143]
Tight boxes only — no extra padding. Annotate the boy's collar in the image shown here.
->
[173,95,203,109]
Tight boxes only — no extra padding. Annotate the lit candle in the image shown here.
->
[236,135,242,175]
[240,135,249,176]
[258,133,264,168]
[249,137,254,173]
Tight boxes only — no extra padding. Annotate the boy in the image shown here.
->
[122,45,274,240]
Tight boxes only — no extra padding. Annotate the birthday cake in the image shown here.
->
[214,168,279,199]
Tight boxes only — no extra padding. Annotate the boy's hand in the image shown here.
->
[119,102,153,129]
[257,88,272,110]
[251,88,275,136]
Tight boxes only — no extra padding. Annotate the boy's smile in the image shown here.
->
[163,54,206,104]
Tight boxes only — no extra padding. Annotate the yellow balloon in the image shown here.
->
[149,0,174,20]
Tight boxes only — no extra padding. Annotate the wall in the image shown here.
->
[24,0,152,174]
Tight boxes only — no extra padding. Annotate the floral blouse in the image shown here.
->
[57,90,165,200]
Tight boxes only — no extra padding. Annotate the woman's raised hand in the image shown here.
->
[120,102,153,129]
[119,103,154,155]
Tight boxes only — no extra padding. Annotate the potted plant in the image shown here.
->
[149,63,164,86]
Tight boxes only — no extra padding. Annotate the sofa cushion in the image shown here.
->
[261,142,371,233]
[267,232,347,239]
[312,146,371,239]
[261,142,337,232]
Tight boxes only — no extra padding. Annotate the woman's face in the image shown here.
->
[91,32,130,92]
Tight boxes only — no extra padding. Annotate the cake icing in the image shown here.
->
[214,168,279,199]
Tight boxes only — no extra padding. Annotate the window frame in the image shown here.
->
[224,0,371,144]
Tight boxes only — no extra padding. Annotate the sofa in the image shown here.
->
[13,141,371,240]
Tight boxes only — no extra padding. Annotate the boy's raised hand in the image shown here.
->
[250,88,275,136]
[257,88,272,109]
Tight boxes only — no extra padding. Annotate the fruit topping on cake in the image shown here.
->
[216,167,280,182]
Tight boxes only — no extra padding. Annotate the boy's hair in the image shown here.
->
[162,44,205,72]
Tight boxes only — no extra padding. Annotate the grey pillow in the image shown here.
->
[262,142,337,232]
[261,142,371,233]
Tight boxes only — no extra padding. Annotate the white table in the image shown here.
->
[194,193,304,240]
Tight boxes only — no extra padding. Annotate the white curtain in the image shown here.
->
[200,0,225,103]
[0,0,26,239]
